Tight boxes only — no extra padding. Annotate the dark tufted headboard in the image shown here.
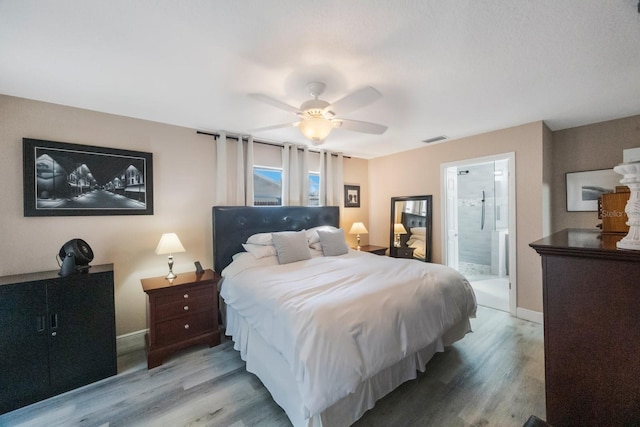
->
[401,211,427,230]
[212,206,340,272]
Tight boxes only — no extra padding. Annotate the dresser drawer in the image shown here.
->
[395,247,415,258]
[155,285,212,306]
[155,291,215,321]
[154,311,215,346]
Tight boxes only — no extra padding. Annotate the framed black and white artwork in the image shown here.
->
[344,184,361,208]
[565,168,620,212]
[23,138,154,216]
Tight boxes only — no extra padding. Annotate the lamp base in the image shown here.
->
[165,255,177,280]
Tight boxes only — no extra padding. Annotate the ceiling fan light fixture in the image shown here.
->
[299,116,333,144]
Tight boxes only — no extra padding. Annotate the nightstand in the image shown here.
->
[390,247,415,259]
[358,245,388,255]
[141,269,221,369]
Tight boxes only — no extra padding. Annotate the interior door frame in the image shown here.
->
[440,152,517,316]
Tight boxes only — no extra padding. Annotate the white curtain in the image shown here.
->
[244,136,254,206]
[282,143,310,206]
[215,132,227,205]
[319,150,344,206]
[215,133,254,206]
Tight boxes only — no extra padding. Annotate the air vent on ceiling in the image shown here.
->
[422,135,448,144]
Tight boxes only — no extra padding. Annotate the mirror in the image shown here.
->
[390,195,432,262]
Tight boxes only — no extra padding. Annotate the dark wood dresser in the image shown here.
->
[141,269,221,369]
[530,229,640,426]
[0,264,116,414]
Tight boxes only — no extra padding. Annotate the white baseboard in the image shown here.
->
[516,307,543,325]
[116,329,147,356]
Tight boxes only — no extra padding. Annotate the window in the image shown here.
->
[253,167,320,206]
[253,167,282,206]
[308,172,320,206]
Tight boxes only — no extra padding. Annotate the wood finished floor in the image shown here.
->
[0,306,545,427]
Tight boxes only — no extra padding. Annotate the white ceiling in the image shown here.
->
[2,1,640,159]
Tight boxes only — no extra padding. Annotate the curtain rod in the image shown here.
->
[196,130,350,159]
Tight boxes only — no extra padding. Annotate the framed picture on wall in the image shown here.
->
[344,185,360,208]
[23,138,154,216]
[566,168,620,212]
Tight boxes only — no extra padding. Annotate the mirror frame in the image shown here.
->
[390,195,432,262]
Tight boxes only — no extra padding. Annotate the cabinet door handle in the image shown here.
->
[50,313,58,329]
[184,324,189,329]
[183,294,189,299]
[183,305,189,311]
[36,316,45,332]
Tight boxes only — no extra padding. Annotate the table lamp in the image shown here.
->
[394,223,407,247]
[155,233,185,279]
[349,222,368,250]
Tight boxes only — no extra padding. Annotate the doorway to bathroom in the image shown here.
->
[442,153,516,314]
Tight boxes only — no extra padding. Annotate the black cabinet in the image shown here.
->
[0,264,116,414]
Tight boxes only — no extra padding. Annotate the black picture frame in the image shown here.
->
[344,184,360,208]
[565,168,620,212]
[23,138,154,216]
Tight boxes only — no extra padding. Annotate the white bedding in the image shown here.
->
[221,249,476,419]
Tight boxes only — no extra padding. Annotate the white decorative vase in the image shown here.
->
[613,162,640,250]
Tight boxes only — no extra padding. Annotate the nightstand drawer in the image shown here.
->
[155,311,215,346]
[392,247,415,258]
[155,292,215,320]
[155,285,212,306]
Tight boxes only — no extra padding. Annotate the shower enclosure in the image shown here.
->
[443,154,513,313]
[456,160,509,279]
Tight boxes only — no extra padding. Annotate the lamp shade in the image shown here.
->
[394,223,408,234]
[299,116,333,143]
[155,233,185,255]
[349,222,368,235]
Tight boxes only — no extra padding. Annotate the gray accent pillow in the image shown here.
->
[318,229,349,256]
[271,231,312,264]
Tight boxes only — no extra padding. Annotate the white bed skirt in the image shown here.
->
[224,305,472,427]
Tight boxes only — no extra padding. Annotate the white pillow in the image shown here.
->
[246,232,274,246]
[318,229,349,256]
[272,231,312,264]
[410,227,426,236]
[242,243,277,259]
[305,225,338,245]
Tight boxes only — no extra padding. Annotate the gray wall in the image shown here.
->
[551,115,640,232]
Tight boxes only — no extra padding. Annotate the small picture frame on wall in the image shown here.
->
[566,168,620,212]
[344,185,360,208]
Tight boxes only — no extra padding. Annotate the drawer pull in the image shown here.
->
[183,294,189,299]
[184,324,189,329]
[183,305,189,311]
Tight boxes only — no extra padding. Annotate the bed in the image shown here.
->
[401,211,428,260]
[212,206,477,427]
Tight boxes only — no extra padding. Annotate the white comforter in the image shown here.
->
[221,250,476,417]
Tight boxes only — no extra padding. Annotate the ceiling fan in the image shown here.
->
[250,82,388,145]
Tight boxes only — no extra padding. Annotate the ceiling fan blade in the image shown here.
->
[333,119,388,135]
[251,122,300,132]
[326,86,382,116]
[249,94,301,114]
